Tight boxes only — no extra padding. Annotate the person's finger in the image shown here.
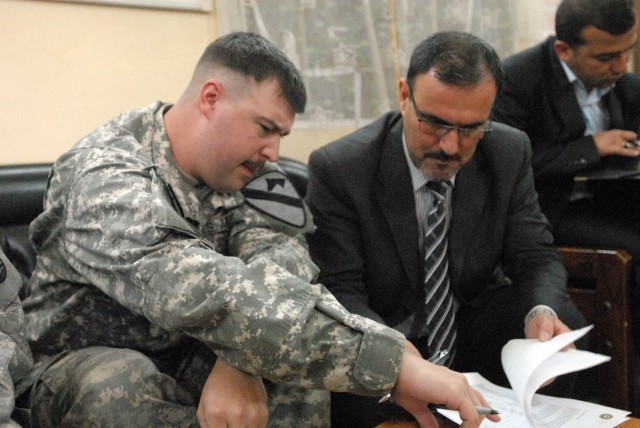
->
[457,400,482,428]
[470,387,501,423]
[538,318,554,341]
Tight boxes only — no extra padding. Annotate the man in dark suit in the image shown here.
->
[306,31,586,427]
[492,0,640,350]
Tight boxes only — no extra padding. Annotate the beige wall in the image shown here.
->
[2,0,340,166]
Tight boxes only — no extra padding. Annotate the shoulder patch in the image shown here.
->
[242,170,306,227]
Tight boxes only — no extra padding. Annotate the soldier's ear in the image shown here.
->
[199,79,223,118]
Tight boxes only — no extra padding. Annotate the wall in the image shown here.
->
[1,0,353,165]
[7,0,634,167]
[1,0,210,164]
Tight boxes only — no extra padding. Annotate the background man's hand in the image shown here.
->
[593,129,639,156]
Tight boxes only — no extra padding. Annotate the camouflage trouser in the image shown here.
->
[28,346,329,427]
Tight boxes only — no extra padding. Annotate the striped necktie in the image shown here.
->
[418,180,457,361]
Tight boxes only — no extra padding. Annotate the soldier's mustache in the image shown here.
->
[243,161,265,174]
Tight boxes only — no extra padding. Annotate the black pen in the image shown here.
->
[428,404,501,415]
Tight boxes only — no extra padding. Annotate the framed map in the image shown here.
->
[50,0,213,12]
[217,0,522,127]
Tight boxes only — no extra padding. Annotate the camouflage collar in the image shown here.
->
[149,103,243,225]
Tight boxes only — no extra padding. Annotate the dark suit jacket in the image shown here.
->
[305,111,571,333]
[493,36,640,226]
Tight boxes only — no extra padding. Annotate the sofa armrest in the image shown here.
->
[0,163,52,282]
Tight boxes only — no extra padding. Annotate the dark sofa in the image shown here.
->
[0,163,52,281]
[0,158,309,283]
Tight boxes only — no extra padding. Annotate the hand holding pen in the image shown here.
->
[427,349,501,417]
[382,341,501,427]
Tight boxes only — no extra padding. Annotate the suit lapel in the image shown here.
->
[606,91,624,129]
[547,42,587,136]
[376,122,422,292]
[449,145,489,291]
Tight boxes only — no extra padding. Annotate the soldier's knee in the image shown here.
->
[33,347,197,427]
[68,347,170,402]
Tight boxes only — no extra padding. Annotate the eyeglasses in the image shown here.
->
[408,84,492,141]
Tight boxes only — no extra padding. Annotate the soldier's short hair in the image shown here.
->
[195,32,306,114]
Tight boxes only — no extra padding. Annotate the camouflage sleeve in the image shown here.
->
[226,202,319,283]
[263,282,406,395]
[0,334,17,422]
[57,152,403,395]
[0,250,33,422]
[233,162,319,283]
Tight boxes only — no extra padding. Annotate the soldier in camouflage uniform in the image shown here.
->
[21,32,497,427]
[0,238,33,428]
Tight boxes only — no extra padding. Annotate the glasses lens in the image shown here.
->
[411,89,490,140]
[420,119,488,140]
[418,120,444,137]
[458,127,485,139]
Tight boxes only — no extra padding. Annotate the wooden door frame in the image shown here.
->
[636,0,640,73]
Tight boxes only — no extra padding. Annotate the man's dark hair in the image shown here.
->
[555,0,637,47]
[406,31,504,95]
[197,32,306,113]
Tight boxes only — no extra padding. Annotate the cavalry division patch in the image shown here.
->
[242,170,307,228]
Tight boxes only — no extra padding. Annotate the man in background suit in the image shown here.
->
[492,0,640,349]
[305,31,586,427]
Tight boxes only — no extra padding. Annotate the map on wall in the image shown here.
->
[222,0,517,128]
[50,0,212,12]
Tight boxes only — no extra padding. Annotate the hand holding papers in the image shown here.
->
[502,325,609,424]
[439,373,630,427]
[437,325,630,427]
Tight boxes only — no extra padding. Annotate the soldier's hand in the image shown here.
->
[393,345,501,428]
[197,358,268,428]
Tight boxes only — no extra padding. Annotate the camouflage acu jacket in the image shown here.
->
[23,102,403,396]
[0,246,33,426]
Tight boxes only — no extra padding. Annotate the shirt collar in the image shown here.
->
[560,60,613,99]
[401,131,456,192]
[150,103,243,224]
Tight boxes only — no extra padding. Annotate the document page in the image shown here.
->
[501,325,610,423]
[437,325,629,427]
[438,373,630,428]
